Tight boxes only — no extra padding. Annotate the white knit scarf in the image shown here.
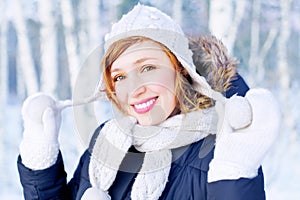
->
[88,107,218,199]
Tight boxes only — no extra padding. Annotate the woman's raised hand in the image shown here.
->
[208,89,281,182]
[19,93,63,170]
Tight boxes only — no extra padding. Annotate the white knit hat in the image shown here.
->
[103,3,223,101]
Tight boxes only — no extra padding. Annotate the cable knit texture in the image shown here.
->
[208,88,281,182]
[19,93,62,170]
[87,108,218,200]
[100,3,223,102]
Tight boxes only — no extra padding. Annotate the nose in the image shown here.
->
[115,71,148,100]
[122,69,146,97]
[131,84,147,98]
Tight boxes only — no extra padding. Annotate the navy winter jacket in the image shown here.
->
[17,74,266,200]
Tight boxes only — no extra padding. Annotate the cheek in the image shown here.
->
[115,86,127,103]
[150,85,177,108]
[151,68,176,93]
[114,80,131,112]
[161,87,177,107]
[115,87,129,113]
[149,84,172,95]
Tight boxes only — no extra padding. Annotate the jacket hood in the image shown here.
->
[189,35,238,94]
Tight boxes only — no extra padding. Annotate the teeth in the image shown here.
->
[135,99,155,109]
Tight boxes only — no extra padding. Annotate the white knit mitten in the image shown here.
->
[19,93,62,170]
[208,88,281,182]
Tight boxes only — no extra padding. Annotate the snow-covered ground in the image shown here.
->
[0,99,299,199]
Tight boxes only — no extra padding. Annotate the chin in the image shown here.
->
[136,115,167,126]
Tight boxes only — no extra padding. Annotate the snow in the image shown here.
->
[0,99,299,199]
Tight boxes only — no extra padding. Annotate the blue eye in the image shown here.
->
[142,65,156,72]
[113,75,126,82]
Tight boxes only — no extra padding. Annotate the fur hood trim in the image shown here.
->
[189,35,238,93]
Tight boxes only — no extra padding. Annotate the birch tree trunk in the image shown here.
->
[38,0,58,95]
[108,0,119,23]
[12,0,38,96]
[78,0,103,64]
[226,0,246,53]
[209,0,245,53]
[0,0,8,104]
[278,0,290,94]
[0,0,7,185]
[87,0,103,49]
[172,0,183,26]
[78,0,89,61]
[109,0,118,22]
[209,0,233,43]
[60,0,80,90]
[277,0,296,140]
[248,0,260,85]
[256,27,278,82]
[73,0,105,151]
[248,0,278,85]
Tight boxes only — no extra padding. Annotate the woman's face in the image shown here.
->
[110,41,177,126]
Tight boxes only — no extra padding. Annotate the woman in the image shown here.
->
[17,4,280,200]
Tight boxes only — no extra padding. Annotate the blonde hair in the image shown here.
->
[101,36,213,114]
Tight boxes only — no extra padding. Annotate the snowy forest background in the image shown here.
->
[0,0,300,199]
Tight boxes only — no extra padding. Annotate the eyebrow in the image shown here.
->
[134,57,156,64]
[111,57,157,73]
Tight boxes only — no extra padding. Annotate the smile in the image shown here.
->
[132,97,157,114]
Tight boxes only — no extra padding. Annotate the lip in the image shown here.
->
[131,97,158,114]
